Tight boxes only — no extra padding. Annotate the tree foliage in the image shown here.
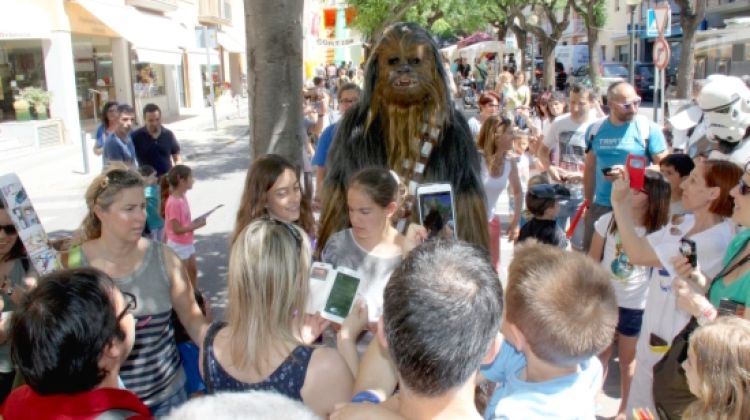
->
[572,0,607,93]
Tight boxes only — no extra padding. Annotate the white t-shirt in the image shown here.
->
[468,117,481,139]
[626,215,736,414]
[594,213,650,309]
[481,157,513,219]
[543,113,595,198]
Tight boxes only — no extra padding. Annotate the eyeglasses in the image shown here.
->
[614,98,642,110]
[738,178,750,195]
[263,217,303,251]
[484,103,499,108]
[339,99,357,104]
[0,224,16,235]
[117,292,137,321]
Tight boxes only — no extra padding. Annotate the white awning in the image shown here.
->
[0,1,52,40]
[74,0,186,65]
[217,31,245,54]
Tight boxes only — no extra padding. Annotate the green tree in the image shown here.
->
[572,0,606,95]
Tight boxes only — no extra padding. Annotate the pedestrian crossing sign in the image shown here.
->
[647,7,672,38]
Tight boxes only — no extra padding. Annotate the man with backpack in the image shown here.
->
[582,81,668,252]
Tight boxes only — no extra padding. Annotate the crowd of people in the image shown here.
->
[1,50,750,420]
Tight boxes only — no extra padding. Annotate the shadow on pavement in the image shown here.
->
[195,231,230,321]
[188,140,250,184]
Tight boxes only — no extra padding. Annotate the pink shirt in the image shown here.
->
[165,195,193,245]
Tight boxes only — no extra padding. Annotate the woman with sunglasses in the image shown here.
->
[477,116,523,271]
[609,159,742,416]
[201,218,353,417]
[66,168,208,416]
[0,201,37,404]
[588,170,671,420]
[468,92,501,139]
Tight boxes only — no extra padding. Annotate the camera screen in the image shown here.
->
[419,192,456,239]
[323,272,359,318]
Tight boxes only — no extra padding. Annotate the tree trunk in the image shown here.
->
[677,24,697,99]
[245,0,304,166]
[511,26,528,75]
[540,39,557,91]
[587,24,602,96]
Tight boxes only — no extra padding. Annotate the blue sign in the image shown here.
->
[646,9,672,38]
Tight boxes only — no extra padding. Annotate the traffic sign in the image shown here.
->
[646,9,672,38]
[654,4,671,35]
[653,37,670,70]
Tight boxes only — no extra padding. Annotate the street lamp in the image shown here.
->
[626,0,642,85]
[527,14,539,88]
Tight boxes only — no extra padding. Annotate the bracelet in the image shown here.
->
[351,390,382,404]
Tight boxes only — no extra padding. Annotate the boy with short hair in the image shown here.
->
[658,153,694,215]
[482,242,618,419]
[516,174,570,248]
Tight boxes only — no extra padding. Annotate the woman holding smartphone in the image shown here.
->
[609,159,742,416]
[201,218,353,417]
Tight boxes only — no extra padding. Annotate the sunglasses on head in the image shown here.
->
[0,224,17,235]
[263,217,303,251]
[117,292,137,321]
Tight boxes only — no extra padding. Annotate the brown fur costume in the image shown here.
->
[317,23,489,254]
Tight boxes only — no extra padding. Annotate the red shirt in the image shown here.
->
[2,385,153,419]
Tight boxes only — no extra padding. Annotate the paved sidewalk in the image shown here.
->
[1,99,250,234]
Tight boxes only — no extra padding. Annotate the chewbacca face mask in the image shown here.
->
[373,25,440,108]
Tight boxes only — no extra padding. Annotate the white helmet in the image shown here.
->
[697,75,750,145]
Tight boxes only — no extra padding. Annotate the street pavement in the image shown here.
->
[2,96,627,418]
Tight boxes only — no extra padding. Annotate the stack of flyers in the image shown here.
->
[0,173,59,275]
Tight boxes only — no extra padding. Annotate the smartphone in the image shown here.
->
[626,154,647,191]
[601,167,614,176]
[306,262,332,315]
[679,238,697,268]
[416,183,457,240]
[321,268,361,324]
[718,298,746,317]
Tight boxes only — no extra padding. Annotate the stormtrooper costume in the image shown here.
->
[697,75,750,166]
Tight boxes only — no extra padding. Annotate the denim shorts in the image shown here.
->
[617,307,645,337]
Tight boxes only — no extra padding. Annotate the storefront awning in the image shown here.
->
[74,0,186,65]
[0,1,52,40]
[217,31,245,54]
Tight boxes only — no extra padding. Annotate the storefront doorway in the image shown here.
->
[72,35,115,123]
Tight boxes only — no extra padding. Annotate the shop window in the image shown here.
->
[0,40,47,122]
[73,35,114,121]
[131,52,167,99]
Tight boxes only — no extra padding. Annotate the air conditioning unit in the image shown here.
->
[0,119,65,155]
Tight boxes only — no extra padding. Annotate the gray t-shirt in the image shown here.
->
[321,229,402,321]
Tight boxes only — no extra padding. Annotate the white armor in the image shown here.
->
[697,75,750,165]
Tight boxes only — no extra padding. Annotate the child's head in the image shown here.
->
[166,165,192,190]
[659,153,694,197]
[525,174,558,218]
[682,316,750,420]
[511,131,530,155]
[346,167,400,240]
[137,165,158,185]
[505,243,617,368]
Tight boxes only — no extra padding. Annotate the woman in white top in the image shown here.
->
[588,170,671,420]
[610,159,742,416]
[467,91,501,139]
[513,72,531,108]
[477,116,522,272]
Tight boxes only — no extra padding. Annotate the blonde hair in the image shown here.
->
[683,316,750,420]
[77,167,144,243]
[226,218,311,371]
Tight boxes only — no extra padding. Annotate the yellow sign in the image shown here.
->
[65,2,119,38]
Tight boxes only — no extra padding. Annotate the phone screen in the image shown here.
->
[323,272,359,318]
[419,191,456,239]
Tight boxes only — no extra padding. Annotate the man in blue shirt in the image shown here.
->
[103,104,137,170]
[582,81,668,251]
[132,103,182,177]
[312,83,361,209]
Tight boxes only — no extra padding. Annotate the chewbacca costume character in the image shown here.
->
[317,23,489,254]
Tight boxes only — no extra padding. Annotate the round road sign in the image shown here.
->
[653,37,670,70]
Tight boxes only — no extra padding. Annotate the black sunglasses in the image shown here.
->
[0,224,17,235]
[117,292,137,321]
[739,178,750,195]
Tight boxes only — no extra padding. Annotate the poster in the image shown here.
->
[0,173,58,274]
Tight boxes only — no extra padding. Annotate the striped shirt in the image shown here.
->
[81,240,185,406]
